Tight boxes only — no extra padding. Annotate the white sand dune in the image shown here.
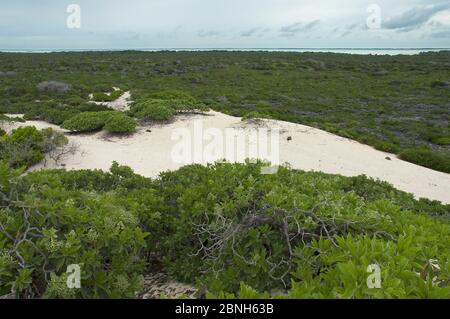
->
[3,110,450,204]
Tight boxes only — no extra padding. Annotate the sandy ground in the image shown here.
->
[88,90,132,111]
[2,111,450,204]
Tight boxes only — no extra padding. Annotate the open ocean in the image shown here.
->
[0,48,449,55]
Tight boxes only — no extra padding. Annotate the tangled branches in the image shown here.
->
[0,179,49,298]
[190,199,391,288]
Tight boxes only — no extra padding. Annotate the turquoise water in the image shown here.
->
[1,48,449,55]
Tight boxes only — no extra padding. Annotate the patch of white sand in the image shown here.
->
[3,111,450,204]
[88,91,131,111]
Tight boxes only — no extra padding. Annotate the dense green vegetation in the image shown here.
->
[128,90,209,122]
[0,51,448,171]
[0,51,448,299]
[61,111,137,134]
[0,161,448,299]
[104,113,138,134]
[0,126,67,168]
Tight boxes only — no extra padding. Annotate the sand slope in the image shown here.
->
[3,111,450,204]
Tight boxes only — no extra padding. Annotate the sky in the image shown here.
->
[0,0,449,49]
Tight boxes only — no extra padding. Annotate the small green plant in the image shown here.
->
[129,99,176,121]
[92,90,124,102]
[61,112,113,132]
[104,113,138,134]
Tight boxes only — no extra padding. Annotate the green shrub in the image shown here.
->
[0,163,149,298]
[104,113,138,134]
[92,90,123,102]
[0,161,449,299]
[0,126,68,168]
[61,112,113,132]
[146,161,450,297]
[129,99,176,121]
[131,91,209,119]
[146,90,197,102]
[399,148,450,173]
[434,137,450,146]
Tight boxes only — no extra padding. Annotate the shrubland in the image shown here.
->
[1,51,448,172]
[0,51,448,172]
[0,161,448,299]
[129,90,209,122]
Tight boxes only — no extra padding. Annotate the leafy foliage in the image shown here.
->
[104,113,138,134]
[147,162,449,298]
[61,112,114,132]
[0,162,151,298]
[0,161,449,299]
[129,90,209,122]
[0,126,68,168]
[129,99,176,122]
[399,148,450,173]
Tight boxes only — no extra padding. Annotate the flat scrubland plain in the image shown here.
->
[0,51,449,299]
[1,51,449,172]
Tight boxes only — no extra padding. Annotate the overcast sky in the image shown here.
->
[0,0,449,49]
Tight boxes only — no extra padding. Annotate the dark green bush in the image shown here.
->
[92,90,123,102]
[0,161,449,299]
[129,99,176,121]
[0,163,149,298]
[61,112,113,132]
[146,162,450,298]
[104,113,138,134]
[0,126,68,168]
[399,148,450,173]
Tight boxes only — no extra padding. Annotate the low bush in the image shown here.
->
[130,91,209,122]
[61,112,114,132]
[92,90,123,102]
[129,99,176,121]
[399,148,450,174]
[22,101,111,126]
[0,126,68,168]
[1,161,449,299]
[0,163,149,298]
[104,113,138,134]
[149,162,449,298]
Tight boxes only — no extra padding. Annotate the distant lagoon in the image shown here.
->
[1,48,449,55]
